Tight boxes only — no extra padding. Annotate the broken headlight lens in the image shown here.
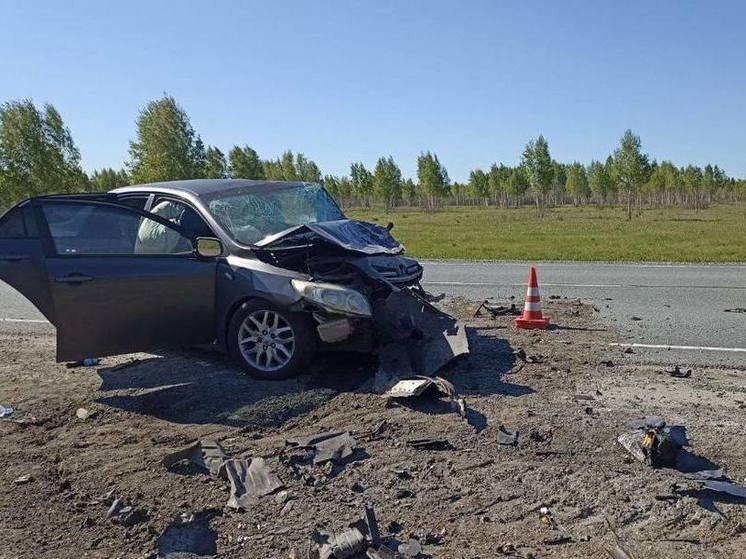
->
[291,279,372,317]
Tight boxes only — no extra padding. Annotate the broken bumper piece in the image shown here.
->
[373,288,469,378]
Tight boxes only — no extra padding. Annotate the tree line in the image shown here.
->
[1,95,744,218]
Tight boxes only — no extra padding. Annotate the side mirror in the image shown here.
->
[195,237,223,258]
[386,222,394,231]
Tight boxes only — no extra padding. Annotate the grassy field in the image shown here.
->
[346,203,746,262]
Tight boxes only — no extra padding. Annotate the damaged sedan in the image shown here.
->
[0,180,468,379]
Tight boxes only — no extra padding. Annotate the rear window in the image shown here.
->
[0,204,38,238]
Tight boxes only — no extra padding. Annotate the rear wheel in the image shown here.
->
[227,299,315,380]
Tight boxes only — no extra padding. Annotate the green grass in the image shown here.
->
[346,203,746,262]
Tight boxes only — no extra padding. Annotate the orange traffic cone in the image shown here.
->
[513,266,550,329]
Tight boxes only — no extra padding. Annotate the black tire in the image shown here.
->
[227,298,315,380]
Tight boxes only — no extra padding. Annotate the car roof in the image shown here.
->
[111,179,315,197]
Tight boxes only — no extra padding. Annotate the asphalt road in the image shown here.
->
[1,261,745,367]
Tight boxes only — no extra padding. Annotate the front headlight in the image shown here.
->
[291,279,372,317]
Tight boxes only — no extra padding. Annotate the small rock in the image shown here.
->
[280,501,294,515]
[76,407,95,420]
[274,490,289,505]
[350,482,365,494]
[14,474,33,485]
[106,498,123,518]
[395,489,415,499]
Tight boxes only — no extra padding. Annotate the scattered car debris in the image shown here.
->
[473,300,520,318]
[66,358,100,369]
[13,474,33,484]
[287,431,357,465]
[623,347,634,354]
[397,538,422,557]
[512,348,543,363]
[665,365,691,378]
[0,404,14,418]
[222,457,284,510]
[412,527,446,545]
[384,376,467,418]
[106,497,147,526]
[156,511,218,558]
[497,425,519,447]
[364,505,381,546]
[366,545,401,559]
[385,378,432,399]
[310,506,380,559]
[630,316,642,321]
[545,535,573,545]
[600,360,614,367]
[375,289,470,378]
[699,479,746,499]
[617,421,680,468]
[162,439,227,476]
[683,469,725,480]
[724,307,746,314]
[406,438,452,451]
[313,526,367,559]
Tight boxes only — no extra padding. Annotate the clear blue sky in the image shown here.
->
[2,0,744,181]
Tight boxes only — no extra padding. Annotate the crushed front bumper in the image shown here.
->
[372,288,470,378]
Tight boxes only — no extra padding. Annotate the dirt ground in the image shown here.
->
[1,299,745,559]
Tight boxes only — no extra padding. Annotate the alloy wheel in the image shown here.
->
[238,310,295,372]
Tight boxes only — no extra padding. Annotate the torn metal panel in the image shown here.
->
[497,426,519,447]
[407,438,452,451]
[701,480,746,499]
[384,376,467,419]
[386,378,432,398]
[313,432,356,464]
[161,439,227,476]
[222,457,284,511]
[364,505,381,546]
[617,427,679,468]
[375,289,469,376]
[312,527,367,559]
[683,469,725,480]
[286,431,356,465]
[286,431,347,448]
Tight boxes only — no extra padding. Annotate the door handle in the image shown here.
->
[55,274,94,284]
[0,254,29,262]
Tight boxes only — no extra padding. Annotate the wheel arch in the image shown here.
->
[219,295,268,349]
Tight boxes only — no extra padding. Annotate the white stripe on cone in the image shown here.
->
[524,302,542,311]
[526,287,540,297]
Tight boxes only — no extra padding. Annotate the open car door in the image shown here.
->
[0,201,55,322]
[25,197,218,362]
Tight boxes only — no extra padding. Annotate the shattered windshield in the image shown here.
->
[205,183,345,245]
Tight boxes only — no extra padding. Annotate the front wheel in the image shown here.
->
[227,299,315,380]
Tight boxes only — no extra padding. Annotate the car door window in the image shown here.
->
[150,198,214,238]
[40,202,193,256]
[0,204,38,238]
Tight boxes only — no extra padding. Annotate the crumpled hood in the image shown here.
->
[254,219,403,255]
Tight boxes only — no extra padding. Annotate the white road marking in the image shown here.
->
[0,317,50,324]
[423,281,623,288]
[422,260,746,270]
[422,281,746,290]
[610,342,746,354]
